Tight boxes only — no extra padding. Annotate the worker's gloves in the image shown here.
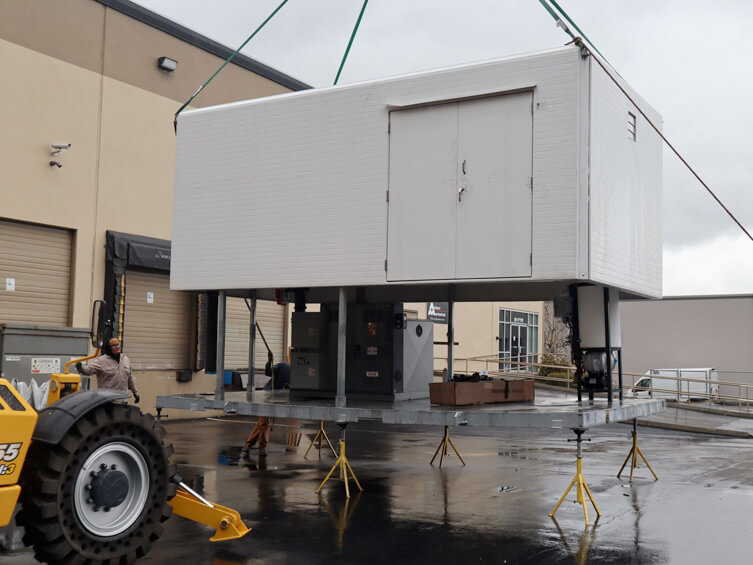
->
[133,392,140,404]
[75,362,84,373]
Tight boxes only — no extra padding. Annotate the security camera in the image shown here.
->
[49,160,63,168]
[50,143,71,157]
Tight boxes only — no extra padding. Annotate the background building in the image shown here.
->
[621,295,753,396]
[406,302,544,375]
[0,0,307,412]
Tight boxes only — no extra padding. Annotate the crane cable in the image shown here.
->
[334,0,369,85]
[539,0,753,243]
[173,0,290,132]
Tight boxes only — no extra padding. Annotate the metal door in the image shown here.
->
[510,325,520,370]
[455,93,533,278]
[509,324,529,371]
[0,219,72,326]
[123,269,192,370]
[518,326,528,370]
[387,93,532,282]
[387,103,458,281]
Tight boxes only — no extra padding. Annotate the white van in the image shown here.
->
[629,368,719,401]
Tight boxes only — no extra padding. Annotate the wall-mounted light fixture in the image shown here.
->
[157,56,178,72]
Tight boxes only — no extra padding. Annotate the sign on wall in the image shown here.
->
[427,302,449,324]
[511,312,527,324]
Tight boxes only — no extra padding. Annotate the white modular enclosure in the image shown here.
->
[171,46,663,301]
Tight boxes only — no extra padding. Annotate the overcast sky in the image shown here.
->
[136,0,753,296]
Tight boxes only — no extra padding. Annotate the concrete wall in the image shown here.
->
[621,296,753,396]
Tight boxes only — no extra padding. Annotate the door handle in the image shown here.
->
[458,186,466,202]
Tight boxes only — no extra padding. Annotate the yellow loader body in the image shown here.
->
[0,378,38,527]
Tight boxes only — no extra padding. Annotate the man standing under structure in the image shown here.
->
[76,337,140,403]
[241,352,292,457]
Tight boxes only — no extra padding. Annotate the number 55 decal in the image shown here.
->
[0,443,22,462]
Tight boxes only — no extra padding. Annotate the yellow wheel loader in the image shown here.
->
[0,301,249,563]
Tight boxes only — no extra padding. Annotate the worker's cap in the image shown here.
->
[108,338,121,347]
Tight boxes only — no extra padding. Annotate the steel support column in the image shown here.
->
[336,287,347,408]
[215,290,226,401]
[246,296,257,402]
[603,287,613,407]
[447,287,454,382]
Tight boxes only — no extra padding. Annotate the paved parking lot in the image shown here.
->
[4,416,753,564]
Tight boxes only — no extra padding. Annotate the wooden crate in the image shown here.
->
[429,380,535,406]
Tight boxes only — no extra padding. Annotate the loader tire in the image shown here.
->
[17,402,177,564]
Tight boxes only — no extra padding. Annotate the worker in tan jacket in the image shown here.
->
[76,337,140,403]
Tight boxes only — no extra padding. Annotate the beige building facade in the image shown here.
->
[0,0,307,414]
[405,301,545,375]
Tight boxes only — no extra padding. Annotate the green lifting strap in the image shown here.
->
[173,0,291,132]
[539,0,613,69]
[548,0,611,64]
[537,0,575,39]
[334,0,370,85]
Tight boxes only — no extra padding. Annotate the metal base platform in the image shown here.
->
[157,389,665,429]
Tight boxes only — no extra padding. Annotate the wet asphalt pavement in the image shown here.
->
[4,417,753,564]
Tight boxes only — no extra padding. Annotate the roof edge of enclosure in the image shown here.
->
[171,45,663,301]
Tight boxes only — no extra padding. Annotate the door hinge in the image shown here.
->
[528,177,533,191]
[384,259,388,271]
[386,191,389,202]
[530,253,533,266]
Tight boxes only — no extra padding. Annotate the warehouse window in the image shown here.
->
[498,308,539,373]
[627,111,637,141]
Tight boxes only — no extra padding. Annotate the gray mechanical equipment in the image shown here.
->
[290,303,434,401]
[0,325,90,385]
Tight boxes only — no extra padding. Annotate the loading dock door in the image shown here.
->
[0,219,72,326]
[224,298,285,370]
[123,269,192,370]
[387,92,533,281]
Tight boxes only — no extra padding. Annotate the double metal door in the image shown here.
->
[387,92,533,281]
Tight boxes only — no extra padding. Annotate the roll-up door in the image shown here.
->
[123,269,192,370]
[225,298,285,370]
[0,219,72,326]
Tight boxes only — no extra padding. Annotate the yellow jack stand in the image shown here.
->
[304,421,338,459]
[549,428,601,526]
[618,419,658,481]
[316,425,363,498]
[430,425,466,468]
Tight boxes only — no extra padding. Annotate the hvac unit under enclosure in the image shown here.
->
[171,45,663,301]
[290,304,434,400]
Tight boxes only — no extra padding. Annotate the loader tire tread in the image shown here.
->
[17,403,175,564]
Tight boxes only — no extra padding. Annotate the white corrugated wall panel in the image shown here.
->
[171,47,585,291]
[224,297,285,370]
[0,220,72,326]
[588,60,663,298]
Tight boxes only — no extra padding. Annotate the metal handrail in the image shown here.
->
[435,354,753,411]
